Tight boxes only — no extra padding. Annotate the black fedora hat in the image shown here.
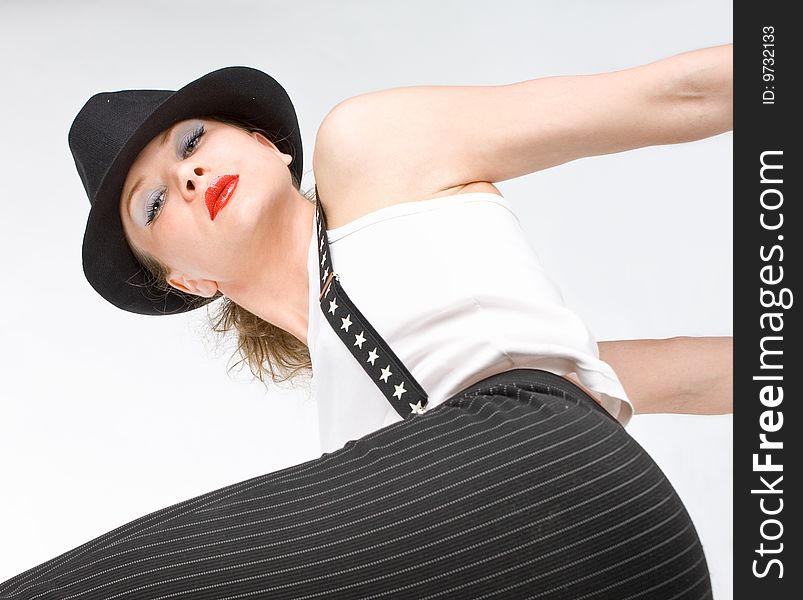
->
[69,66,304,315]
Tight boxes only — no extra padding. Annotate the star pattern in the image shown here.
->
[409,401,426,415]
[317,202,428,420]
[328,298,339,315]
[354,330,366,349]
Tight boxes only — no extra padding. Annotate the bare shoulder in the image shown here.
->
[311,95,501,230]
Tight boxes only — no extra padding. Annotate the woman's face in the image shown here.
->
[119,118,294,297]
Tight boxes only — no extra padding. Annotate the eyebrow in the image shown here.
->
[125,125,175,220]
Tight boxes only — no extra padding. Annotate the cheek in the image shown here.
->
[150,218,229,277]
[145,216,194,269]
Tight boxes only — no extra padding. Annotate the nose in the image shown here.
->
[176,163,206,202]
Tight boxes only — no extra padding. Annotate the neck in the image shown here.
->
[219,189,315,347]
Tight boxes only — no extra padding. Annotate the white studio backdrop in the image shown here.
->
[0,1,732,598]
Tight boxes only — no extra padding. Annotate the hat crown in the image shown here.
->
[69,89,172,207]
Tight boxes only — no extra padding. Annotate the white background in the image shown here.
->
[0,1,732,597]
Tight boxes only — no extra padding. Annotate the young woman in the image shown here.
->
[0,43,731,599]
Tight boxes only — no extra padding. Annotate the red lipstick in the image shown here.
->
[205,174,239,220]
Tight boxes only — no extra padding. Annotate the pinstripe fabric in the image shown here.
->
[0,369,711,600]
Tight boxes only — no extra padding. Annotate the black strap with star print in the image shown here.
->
[315,187,429,418]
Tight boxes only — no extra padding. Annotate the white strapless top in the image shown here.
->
[306,191,633,453]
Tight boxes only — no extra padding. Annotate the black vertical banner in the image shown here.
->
[734,3,798,599]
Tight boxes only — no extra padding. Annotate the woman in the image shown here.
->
[0,43,731,599]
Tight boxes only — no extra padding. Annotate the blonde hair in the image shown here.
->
[125,115,315,384]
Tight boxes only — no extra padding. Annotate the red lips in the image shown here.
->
[205,174,239,220]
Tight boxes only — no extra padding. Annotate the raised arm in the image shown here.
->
[314,44,733,203]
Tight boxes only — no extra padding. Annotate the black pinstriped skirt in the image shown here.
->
[0,369,711,599]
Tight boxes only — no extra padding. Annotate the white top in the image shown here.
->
[306,191,633,453]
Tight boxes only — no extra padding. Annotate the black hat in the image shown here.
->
[69,67,304,315]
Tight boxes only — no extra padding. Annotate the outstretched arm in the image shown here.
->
[599,336,732,415]
[314,44,733,199]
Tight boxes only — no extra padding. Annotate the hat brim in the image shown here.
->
[81,66,304,315]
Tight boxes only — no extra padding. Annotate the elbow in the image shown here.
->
[672,44,733,137]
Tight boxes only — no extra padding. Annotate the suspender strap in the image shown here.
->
[314,187,429,417]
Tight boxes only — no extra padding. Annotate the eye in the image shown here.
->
[180,123,205,159]
[145,188,166,225]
